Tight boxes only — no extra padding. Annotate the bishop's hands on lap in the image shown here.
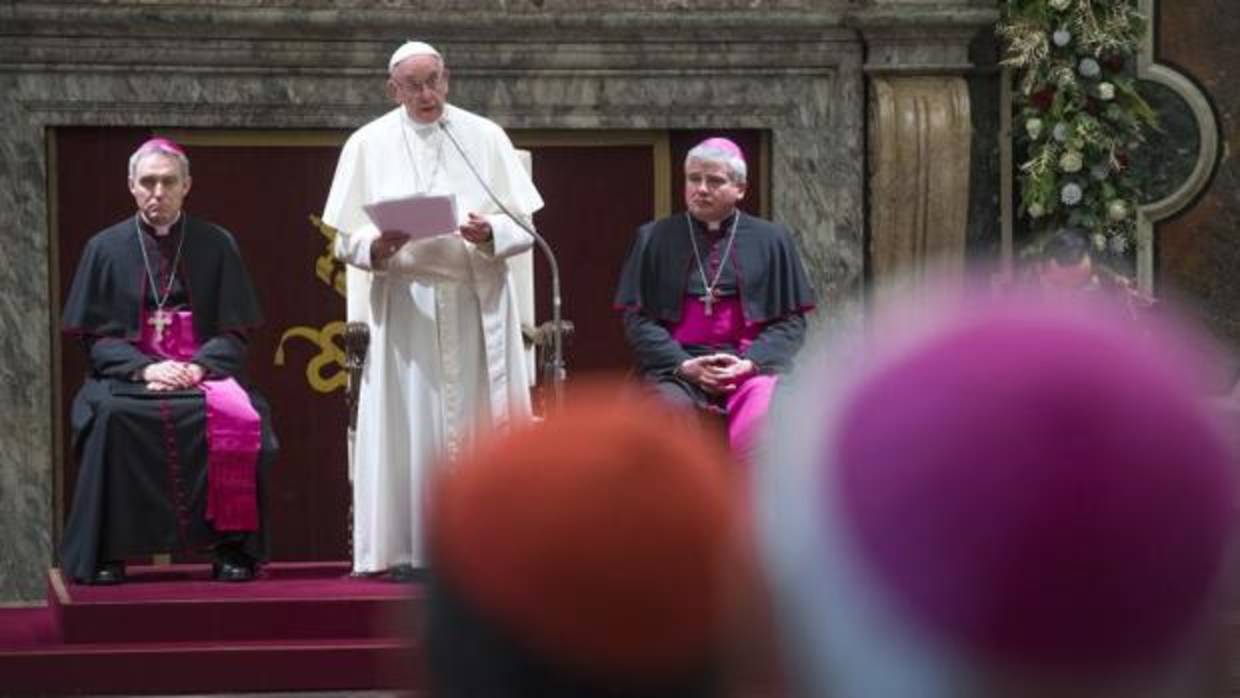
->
[678,354,757,396]
[140,359,206,391]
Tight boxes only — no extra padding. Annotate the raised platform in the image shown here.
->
[0,562,422,695]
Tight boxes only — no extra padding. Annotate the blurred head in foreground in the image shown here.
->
[754,288,1239,697]
[426,383,741,697]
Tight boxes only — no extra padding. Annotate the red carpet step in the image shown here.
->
[50,561,416,643]
[0,562,423,695]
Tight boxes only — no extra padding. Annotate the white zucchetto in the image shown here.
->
[388,41,442,73]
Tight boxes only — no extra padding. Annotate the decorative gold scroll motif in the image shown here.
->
[275,321,348,394]
[309,215,347,299]
[271,215,349,393]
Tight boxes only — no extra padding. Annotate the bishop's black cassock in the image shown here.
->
[614,211,816,407]
[60,214,277,582]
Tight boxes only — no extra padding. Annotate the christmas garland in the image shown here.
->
[999,0,1157,265]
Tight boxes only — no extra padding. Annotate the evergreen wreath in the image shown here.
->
[999,0,1157,270]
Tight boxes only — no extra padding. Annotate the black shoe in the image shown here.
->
[212,559,255,582]
[211,544,256,582]
[89,560,125,585]
[382,564,426,583]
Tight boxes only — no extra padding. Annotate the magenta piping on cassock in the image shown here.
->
[137,309,260,532]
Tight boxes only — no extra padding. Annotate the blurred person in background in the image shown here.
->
[1035,226,1156,323]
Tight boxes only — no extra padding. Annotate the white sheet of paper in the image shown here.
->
[362,193,459,241]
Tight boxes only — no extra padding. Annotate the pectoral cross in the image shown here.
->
[148,308,171,342]
[701,288,717,316]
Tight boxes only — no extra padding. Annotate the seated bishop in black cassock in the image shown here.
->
[614,137,814,460]
[59,137,277,585]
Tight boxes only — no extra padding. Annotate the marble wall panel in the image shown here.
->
[0,74,56,602]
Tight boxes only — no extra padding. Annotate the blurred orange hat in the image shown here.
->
[429,383,740,684]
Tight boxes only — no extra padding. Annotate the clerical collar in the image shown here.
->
[690,211,738,238]
[402,108,443,134]
[137,212,183,238]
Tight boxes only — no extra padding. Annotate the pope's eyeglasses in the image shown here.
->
[392,74,443,95]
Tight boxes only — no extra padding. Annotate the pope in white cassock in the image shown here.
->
[321,41,543,579]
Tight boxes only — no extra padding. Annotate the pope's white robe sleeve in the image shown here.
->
[480,213,535,260]
[450,118,541,264]
[324,132,375,265]
[322,128,380,323]
[335,225,378,270]
[488,124,544,216]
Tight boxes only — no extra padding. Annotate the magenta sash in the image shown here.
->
[667,295,777,456]
[138,309,261,531]
[670,295,762,349]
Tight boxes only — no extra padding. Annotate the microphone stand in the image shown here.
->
[439,121,567,412]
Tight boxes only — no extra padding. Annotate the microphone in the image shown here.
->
[439,120,567,410]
